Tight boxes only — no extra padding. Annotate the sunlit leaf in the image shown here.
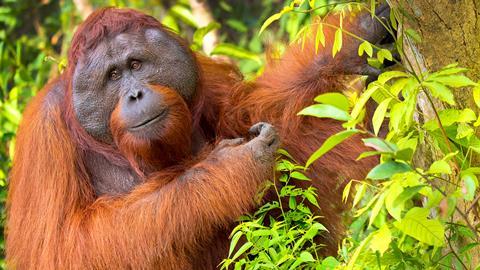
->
[298,104,350,121]
[372,98,392,135]
[351,84,378,120]
[432,75,477,88]
[170,5,198,27]
[377,49,393,63]
[369,193,386,227]
[394,207,445,247]
[352,182,367,209]
[332,28,343,57]
[315,23,325,53]
[377,71,409,85]
[314,92,349,111]
[428,160,451,174]
[422,81,455,105]
[211,43,261,63]
[370,225,392,255]
[306,129,359,168]
[358,41,373,57]
[259,6,293,35]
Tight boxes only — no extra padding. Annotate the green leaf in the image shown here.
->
[369,225,392,255]
[352,183,367,208]
[456,123,474,139]
[433,75,477,88]
[228,231,243,257]
[385,182,403,220]
[314,92,350,111]
[299,251,315,262]
[389,102,405,131]
[372,98,392,135]
[230,241,253,261]
[289,196,297,209]
[394,207,445,247]
[346,235,372,270]
[377,71,409,85]
[342,180,352,203]
[259,6,293,35]
[358,41,373,57]
[306,129,359,167]
[211,43,261,63]
[192,22,221,49]
[298,104,351,121]
[356,151,384,160]
[319,257,340,270]
[390,78,411,96]
[351,84,378,120]
[377,49,393,63]
[422,81,455,105]
[290,171,311,181]
[170,5,198,27]
[367,161,411,180]
[405,28,422,43]
[161,14,180,33]
[305,191,319,207]
[315,23,325,54]
[393,185,426,206]
[473,84,480,108]
[431,67,469,77]
[369,193,386,227]
[428,160,452,174]
[362,138,397,153]
[332,28,343,57]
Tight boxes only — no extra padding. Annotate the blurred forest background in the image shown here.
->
[0,0,332,266]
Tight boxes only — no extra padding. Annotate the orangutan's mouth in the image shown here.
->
[129,109,169,130]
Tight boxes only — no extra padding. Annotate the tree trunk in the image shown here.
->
[395,0,480,267]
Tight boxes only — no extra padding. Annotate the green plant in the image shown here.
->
[221,150,339,269]
[223,1,480,269]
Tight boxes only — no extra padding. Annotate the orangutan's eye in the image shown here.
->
[130,60,142,70]
[109,69,121,80]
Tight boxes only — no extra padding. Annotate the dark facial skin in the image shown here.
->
[72,28,198,143]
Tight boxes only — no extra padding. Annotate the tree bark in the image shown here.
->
[395,1,480,267]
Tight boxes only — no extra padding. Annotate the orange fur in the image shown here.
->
[6,8,377,269]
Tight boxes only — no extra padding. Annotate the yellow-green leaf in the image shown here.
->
[298,104,350,121]
[332,28,343,57]
[372,98,392,135]
[370,225,392,255]
[315,23,325,54]
[351,84,379,120]
[259,6,293,35]
[428,160,452,174]
[314,92,350,111]
[306,129,359,168]
[358,41,373,57]
[394,207,445,247]
[422,81,455,105]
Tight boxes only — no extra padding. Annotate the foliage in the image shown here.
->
[221,150,335,269]
[223,0,480,269]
